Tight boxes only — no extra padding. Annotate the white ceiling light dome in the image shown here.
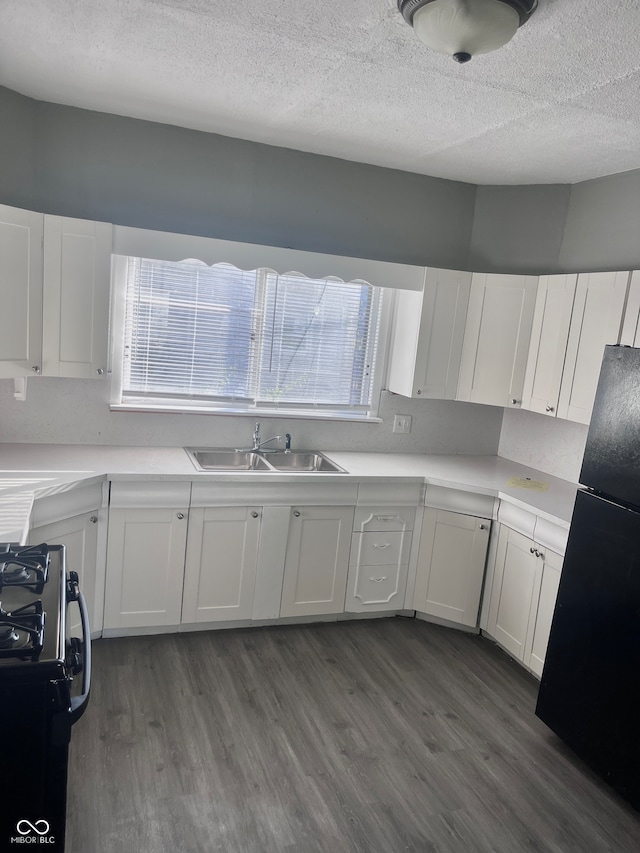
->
[398,0,538,63]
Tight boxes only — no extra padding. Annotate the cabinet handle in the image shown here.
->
[177,512,185,520]
[90,515,98,524]
[537,550,544,559]
[479,524,487,530]
[251,511,259,518]
[96,368,104,376]
[511,398,519,405]
[293,510,301,517]
[545,405,554,412]
[530,547,536,554]
[374,515,397,522]
[369,576,388,583]
[416,389,422,395]
[32,365,40,374]
[373,542,391,549]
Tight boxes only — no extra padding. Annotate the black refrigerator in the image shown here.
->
[536,344,640,809]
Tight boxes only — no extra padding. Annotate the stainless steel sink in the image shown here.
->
[186,449,273,471]
[185,447,346,473]
[266,452,346,473]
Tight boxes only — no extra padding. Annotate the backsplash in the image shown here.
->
[0,379,503,455]
[499,408,588,484]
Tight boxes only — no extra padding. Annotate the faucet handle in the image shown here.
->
[285,433,292,452]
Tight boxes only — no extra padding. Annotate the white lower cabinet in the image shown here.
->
[29,480,107,636]
[103,482,191,630]
[31,510,100,637]
[525,548,563,677]
[486,523,564,674]
[280,505,354,618]
[182,505,261,623]
[413,508,490,628]
[345,505,415,613]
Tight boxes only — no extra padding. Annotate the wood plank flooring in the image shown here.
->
[67,618,640,852]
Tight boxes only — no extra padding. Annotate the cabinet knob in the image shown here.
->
[90,515,98,524]
[251,511,259,518]
[293,510,301,517]
[177,512,185,520]
[479,524,487,530]
[416,389,422,395]
[96,368,104,376]
[545,405,554,412]
[511,398,519,405]
[32,365,40,374]
[530,547,536,554]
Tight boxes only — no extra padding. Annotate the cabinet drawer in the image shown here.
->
[349,564,409,609]
[350,531,411,566]
[353,506,416,533]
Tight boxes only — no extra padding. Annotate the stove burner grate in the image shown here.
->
[0,600,45,659]
[0,544,50,593]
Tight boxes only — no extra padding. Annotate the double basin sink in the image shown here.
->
[186,448,346,473]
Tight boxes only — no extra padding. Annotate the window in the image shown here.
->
[112,257,386,419]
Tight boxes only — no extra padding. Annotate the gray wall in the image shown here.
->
[0,87,475,270]
[559,170,640,273]
[468,184,571,274]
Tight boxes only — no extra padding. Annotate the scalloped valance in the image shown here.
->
[112,225,425,291]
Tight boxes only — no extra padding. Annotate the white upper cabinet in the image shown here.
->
[457,273,538,408]
[522,274,578,417]
[619,269,640,346]
[42,216,113,378]
[0,204,43,377]
[387,267,472,399]
[557,271,630,424]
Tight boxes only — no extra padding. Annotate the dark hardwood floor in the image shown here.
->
[67,618,640,852]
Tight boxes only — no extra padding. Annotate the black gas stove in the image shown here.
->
[0,542,91,852]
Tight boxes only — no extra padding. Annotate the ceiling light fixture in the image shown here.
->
[398,0,538,63]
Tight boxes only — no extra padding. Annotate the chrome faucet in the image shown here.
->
[250,422,281,452]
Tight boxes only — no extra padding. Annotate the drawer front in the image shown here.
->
[350,531,411,566]
[348,563,409,610]
[353,506,416,533]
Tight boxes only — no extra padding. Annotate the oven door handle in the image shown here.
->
[70,589,92,724]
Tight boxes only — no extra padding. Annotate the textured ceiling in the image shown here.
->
[1,0,640,185]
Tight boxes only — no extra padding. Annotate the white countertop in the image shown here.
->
[0,444,580,542]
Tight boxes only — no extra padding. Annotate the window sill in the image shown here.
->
[110,403,383,424]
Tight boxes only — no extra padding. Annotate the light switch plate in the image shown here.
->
[393,414,412,434]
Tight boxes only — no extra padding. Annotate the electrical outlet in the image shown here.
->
[393,414,412,434]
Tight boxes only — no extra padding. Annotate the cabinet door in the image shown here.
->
[619,268,640,346]
[486,526,538,661]
[457,273,538,408]
[522,274,577,417]
[0,204,43,377]
[104,506,188,630]
[30,511,99,638]
[413,508,490,627]
[557,271,629,424]
[280,505,354,618]
[387,268,471,399]
[182,506,261,623]
[42,216,112,378]
[525,548,563,677]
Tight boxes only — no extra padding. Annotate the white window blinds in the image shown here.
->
[121,257,382,415]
